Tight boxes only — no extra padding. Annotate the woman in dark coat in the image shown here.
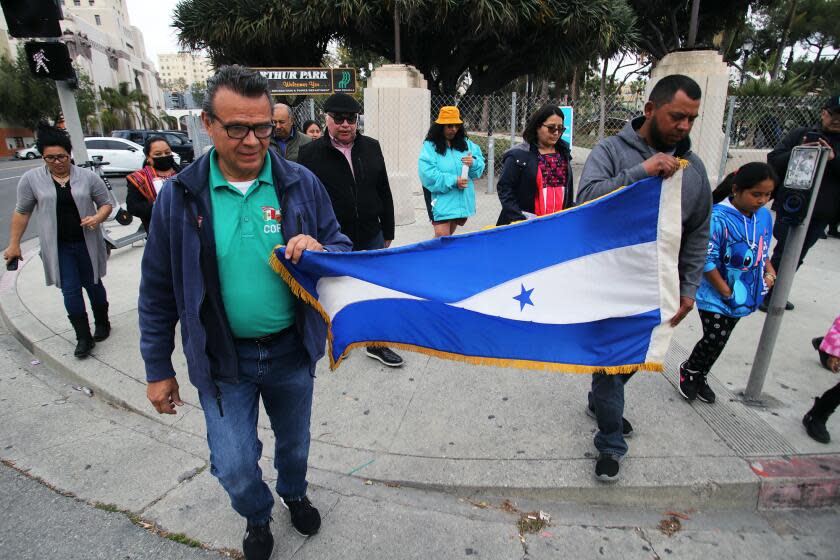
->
[496,104,574,226]
[126,136,179,233]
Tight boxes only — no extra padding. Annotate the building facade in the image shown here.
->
[159,52,212,87]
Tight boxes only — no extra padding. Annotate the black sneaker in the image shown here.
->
[696,375,716,404]
[594,453,621,482]
[759,300,794,312]
[281,496,321,537]
[678,361,699,401]
[243,519,273,560]
[585,404,634,437]
[366,346,404,367]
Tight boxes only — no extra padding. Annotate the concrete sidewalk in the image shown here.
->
[1,193,839,551]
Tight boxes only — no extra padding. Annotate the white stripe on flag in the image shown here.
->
[315,241,660,325]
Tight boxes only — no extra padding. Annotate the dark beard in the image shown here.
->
[648,118,677,152]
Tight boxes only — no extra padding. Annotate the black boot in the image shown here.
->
[803,397,835,444]
[91,302,111,342]
[68,313,95,358]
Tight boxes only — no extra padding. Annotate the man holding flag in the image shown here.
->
[577,75,712,482]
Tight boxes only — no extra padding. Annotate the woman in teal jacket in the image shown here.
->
[419,106,486,237]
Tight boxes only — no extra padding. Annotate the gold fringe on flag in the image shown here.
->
[270,248,663,375]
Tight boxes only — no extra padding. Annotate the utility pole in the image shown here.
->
[393,2,401,64]
[687,0,701,48]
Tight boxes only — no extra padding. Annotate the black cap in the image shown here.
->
[323,93,361,114]
[823,93,840,111]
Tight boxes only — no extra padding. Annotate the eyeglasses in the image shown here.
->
[44,154,70,163]
[542,124,566,134]
[209,114,274,139]
[328,113,358,125]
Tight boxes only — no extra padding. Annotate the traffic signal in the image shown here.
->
[24,41,75,81]
[0,0,63,38]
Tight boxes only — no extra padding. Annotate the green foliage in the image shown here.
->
[98,82,160,133]
[189,81,206,109]
[172,0,638,95]
[0,46,60,128]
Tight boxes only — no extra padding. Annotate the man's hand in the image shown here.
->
[383,239,393,248]
[642,153,681,179]
[147,377,183,415]
[3,244,21,262]
[285,234,323,264]
[456,177,468,189]
[670,296,695,327]
[828,355,840,373]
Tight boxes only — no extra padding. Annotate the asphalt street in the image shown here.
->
[0,158,129,250]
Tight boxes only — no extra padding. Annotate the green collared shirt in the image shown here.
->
[208,149,295,338]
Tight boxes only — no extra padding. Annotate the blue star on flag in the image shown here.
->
[513,283,534,311]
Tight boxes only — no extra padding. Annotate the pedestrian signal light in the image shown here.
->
[1,0,63,38]
[24,41,75,81]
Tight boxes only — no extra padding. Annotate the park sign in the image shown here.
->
[254,67,357,95]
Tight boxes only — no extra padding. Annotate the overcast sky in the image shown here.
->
[125,0,181,68]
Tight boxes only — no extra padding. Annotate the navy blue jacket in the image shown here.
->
[138,150,352,396]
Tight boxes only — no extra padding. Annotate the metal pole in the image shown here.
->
[487,94,495,194]
[56,80,89,163]
[393,2,402,64]
[687,0,701,48]
[510,92,516,146]
[308,98,315,121]
[717,96,736,183]
[743,148,829,402]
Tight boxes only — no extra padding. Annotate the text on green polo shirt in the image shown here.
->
[208,150,295,338]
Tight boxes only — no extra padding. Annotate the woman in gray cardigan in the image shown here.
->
[3,124,113,358]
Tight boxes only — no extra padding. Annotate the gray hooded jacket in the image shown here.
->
[577,117,712,299]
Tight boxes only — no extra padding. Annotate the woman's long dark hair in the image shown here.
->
[712,162,778,204]
[35,122,72,155]
[425,122,468,155]
[522,104,565,146]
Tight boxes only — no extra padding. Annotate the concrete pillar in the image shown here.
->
[364,64,431,226]
[646,50,729,183]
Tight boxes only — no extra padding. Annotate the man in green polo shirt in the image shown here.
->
[140,66,351,560]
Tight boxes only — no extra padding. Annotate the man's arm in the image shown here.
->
[577,142,649,203]
[138,187,179,384]
[678,167,713,301]
[374,142,396,243]
[767,127,804,174]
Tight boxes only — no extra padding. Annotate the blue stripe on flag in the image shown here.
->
[331,299,660,368]
[287,176,663,303]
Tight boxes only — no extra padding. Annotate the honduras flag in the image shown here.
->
[270,172,683,373]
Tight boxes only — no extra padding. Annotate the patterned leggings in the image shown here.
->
[685,310,741,374]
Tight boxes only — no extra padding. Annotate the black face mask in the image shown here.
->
[152,155,175,171]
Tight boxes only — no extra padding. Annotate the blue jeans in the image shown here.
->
[197,330,314,524]
[588,371,635,457]
[353,230,385,251]
[57,241,107,315]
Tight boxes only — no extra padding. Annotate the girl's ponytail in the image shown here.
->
[712,162,778,204]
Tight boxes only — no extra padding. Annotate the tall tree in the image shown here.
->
[173,0,638,96]
[0,46,61,128]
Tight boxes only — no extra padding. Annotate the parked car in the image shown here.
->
[15,145,40,159]
[83,137,180,175]
[111,129,194,164]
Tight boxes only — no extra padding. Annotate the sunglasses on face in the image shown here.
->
[44,154,70,163]
[542,124,566,134]
[328,113,358,125]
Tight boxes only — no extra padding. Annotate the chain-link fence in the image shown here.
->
[180,92,825,233]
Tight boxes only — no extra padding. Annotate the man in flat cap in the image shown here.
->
[298,93,404,368]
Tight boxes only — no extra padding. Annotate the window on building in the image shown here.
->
[73,0,80,5]
[89,0,94,5]
[95,15,101,25]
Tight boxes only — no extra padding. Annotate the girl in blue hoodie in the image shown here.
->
[679,162,778,404]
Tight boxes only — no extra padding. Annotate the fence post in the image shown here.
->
[487,94,495,194]
[717,96,736,183]
[308,98,315,121]
[510,92,517,146]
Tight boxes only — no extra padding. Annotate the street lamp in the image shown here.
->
[739,37,754,87]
